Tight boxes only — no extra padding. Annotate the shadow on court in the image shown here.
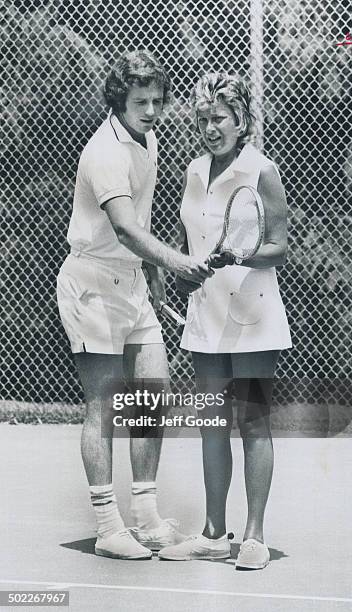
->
[61,538,96,555]
[1,424,352,612]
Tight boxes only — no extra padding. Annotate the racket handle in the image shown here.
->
[159,301,186,326]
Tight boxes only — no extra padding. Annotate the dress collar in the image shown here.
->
[190,143,260,189]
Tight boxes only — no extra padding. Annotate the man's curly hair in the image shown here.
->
[190,72,254,151]
[103,50,171,114]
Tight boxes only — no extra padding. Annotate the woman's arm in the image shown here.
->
[242,164,288,269]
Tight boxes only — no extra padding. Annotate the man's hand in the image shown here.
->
[176,255,214,283]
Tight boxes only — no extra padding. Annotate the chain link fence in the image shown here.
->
[1,0,351,408]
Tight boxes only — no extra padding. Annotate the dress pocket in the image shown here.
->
[228,289,264,326]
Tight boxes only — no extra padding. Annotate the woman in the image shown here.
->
[159,73,291,569]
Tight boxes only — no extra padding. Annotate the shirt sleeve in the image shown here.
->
[86,146,132,208]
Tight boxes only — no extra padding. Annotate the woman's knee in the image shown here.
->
[237,402,271,438]
[237,410,271,438]
[196,400,233,437]
[200,421,233,441]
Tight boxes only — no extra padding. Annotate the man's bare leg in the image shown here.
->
[74,352,152,558]
[124,343,169,483]
[75,352,124,486]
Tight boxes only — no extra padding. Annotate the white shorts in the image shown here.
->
[57,253,163,354]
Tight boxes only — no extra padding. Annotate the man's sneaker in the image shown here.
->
[158,533,231,560]
[131,519,189,552]
[95,529,152,559]
[235,539,270,570]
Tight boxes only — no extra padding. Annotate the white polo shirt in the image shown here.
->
[67,111,158,264]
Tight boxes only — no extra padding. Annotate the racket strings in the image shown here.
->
[210,186,265,263]
[225,201,261,257]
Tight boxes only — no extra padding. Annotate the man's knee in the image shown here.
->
[75,353,124,403]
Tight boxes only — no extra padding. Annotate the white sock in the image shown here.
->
[131,481,163,530]
[90,484,125,538]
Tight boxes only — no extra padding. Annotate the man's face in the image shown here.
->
[121,81,164,134]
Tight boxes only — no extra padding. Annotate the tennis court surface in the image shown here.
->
[0,424,351,612]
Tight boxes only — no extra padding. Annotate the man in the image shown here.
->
[57,50,212,559]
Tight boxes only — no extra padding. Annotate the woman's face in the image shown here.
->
[197,101,240,159]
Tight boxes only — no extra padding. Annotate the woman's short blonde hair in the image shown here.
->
[190,72,254,149]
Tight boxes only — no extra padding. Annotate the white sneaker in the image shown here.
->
[236,539,270,570]
[132,519,189,551]
[158,533,231,561]
[95,529,152,559]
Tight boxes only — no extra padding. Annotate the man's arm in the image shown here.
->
[103,196,212,282]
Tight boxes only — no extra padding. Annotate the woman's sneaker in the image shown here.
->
[235,539,270,570]
[158,533,231,561]
[95,528,152,559]
[131,519,189,551]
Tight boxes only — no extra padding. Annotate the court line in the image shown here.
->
[0,580,351,603]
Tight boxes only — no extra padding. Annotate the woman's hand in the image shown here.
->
[207,252,235,268]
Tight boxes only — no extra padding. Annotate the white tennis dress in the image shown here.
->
[180,143,292,354]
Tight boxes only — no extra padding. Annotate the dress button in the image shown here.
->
[201,235,206,239]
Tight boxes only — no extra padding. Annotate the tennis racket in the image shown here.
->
[207,185,265,267]
[159,301,186,326]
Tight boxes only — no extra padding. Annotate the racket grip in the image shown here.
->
[159,301,186,326]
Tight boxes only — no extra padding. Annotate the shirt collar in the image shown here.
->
[108,110,154,149]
